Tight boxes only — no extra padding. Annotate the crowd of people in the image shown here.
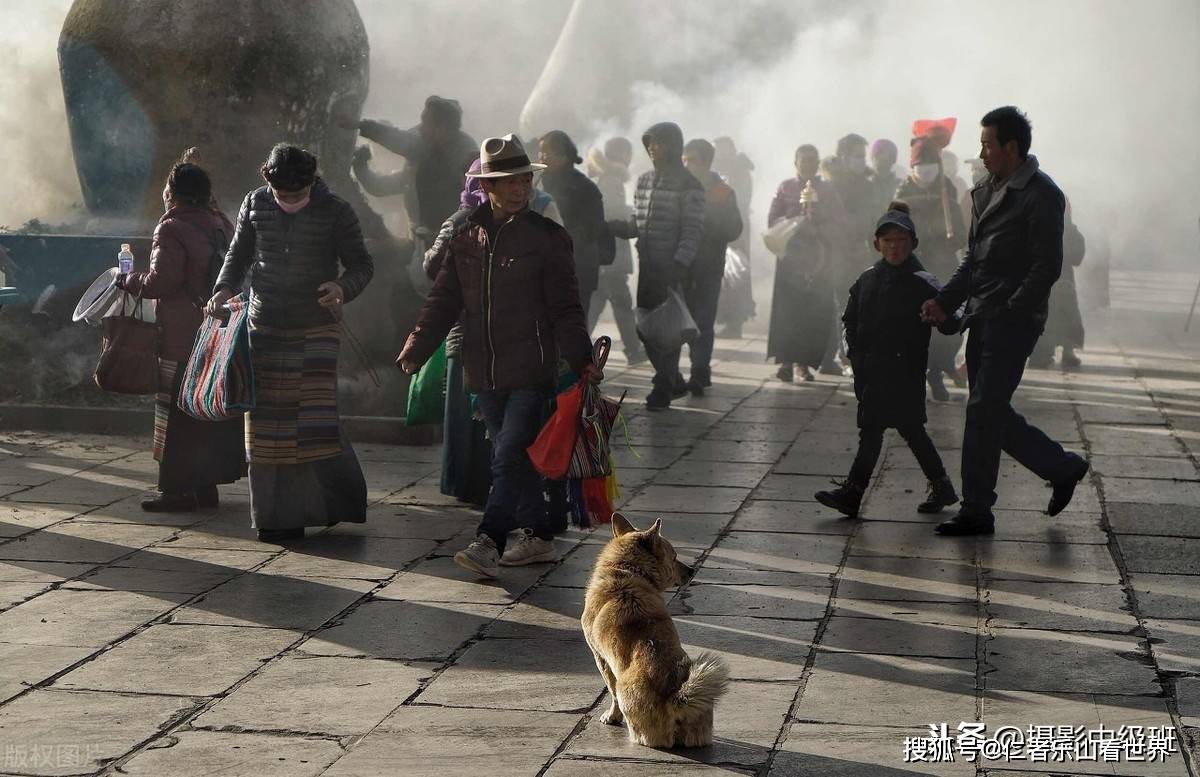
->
[117,96,1093,567]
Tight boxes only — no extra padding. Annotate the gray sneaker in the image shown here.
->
[500,529,559,566]
[454,534,500,578]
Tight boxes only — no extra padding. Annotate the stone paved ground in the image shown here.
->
[1,304,1199,776]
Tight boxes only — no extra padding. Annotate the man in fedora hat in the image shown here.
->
[398,134,601,578]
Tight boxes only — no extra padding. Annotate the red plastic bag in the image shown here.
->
[527,381,584,479]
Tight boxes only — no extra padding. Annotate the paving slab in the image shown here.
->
[253,536,438,580]
[1128,573,1200,620]
[731,499,856,535]
[656,460,773,487]
[169,574,373,630]
[0,521,178,563]
[62,564,238,594]
[986,581,1138,632]
[986,628,1158,695]
[611,444,689,470]
[672,583,829,621]
[1108,503,1200,539]
[0,581,46,610]
[1118,535,1200,575]
[820,615,976,659]
[771,723,977,776]
[328,504,478,540]
[682,440,792,464]
[980,541,1123,585]
[325,707,579,777]
[113,545,276,572]
[0,503,86,537]
[0,689,195,776]
[705,531,846,575]
[1144,618,1200,674]
[54,623,298,696]
[484,584,586,641]
[0,642,95,703]
[194,655,433,735]
[418,637,597,712]
[545,761,753,776]
[1091,455,1197,480]
[376,555,547,604]
[980,690,1190,776]
[795,653,975,727]
[0,589,187,647]
[118,730,343,777]
[0,559,95,583]
[675,615,817,681]
[838,556,978,603]
[625,485,752,514]
[302,599,504,659]
[566,680,794,768]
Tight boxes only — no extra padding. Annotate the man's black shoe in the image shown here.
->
[141,492,197,513]
[1047,457,1090,516]
[672,373,689,399]
[645,388,671,411]
[917,476,959,514]
[257,528,304,542]
[935,509,995,536]
[814,480,864,519]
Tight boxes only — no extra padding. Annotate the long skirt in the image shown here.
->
[246,323,366,529]
[439,356,491,506]
[766,265,834,368]
[153,358,245,494]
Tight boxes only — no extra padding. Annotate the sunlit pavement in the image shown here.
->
[1,300,1199,776]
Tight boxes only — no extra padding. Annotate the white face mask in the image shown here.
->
[912,163,940,187]
[845,156,867,175]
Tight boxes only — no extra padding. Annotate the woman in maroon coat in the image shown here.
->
[120,163,245,512]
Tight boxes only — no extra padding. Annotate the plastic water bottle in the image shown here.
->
[117,243,134,274]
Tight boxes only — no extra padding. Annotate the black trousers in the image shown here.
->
[848,423,946,489]
[684,267,723,380]
[637,260,684,392]
[961,315,1080,514]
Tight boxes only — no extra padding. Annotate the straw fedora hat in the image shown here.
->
[466,134,546,178]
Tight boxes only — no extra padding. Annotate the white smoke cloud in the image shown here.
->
[4,0,1197,271]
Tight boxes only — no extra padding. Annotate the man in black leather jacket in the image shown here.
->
[921,106,1089,536]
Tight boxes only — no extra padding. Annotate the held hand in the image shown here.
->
[582,362,604,385]
[205,288,234,318]
[352,145,372,166]
[920,299,948,325]
[396,355,420,374]
[317,281,344,310]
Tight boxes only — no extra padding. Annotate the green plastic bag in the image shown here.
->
[405,341,447,426]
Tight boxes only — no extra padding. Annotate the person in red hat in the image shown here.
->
[897,136,967,401]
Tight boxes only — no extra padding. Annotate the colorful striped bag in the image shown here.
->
[178,294,255,421]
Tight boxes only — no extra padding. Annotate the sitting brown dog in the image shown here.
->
[581,513,730,747]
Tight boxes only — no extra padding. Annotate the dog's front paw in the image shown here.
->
[600,706,624,726]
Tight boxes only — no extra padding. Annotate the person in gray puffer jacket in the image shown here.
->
[609,121,706,410]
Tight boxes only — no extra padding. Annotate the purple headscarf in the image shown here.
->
[460,158,487,209]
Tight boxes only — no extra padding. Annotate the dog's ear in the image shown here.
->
[611,512,637,537]
[646,518,662,537]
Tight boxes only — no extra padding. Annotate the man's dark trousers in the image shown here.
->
[684,267,723,381]
[961,314,1082,514]
[637,260,684,393]
[476,389,552,553]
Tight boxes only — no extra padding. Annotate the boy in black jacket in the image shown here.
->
[815,202,958,518]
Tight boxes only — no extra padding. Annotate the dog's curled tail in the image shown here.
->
[674,651,730,713]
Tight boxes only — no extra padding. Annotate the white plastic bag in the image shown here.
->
[635,288,699,351]
[723,247,748,290]
[762,216,800,257]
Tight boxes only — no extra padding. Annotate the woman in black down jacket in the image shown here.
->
[207,144,374,542]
